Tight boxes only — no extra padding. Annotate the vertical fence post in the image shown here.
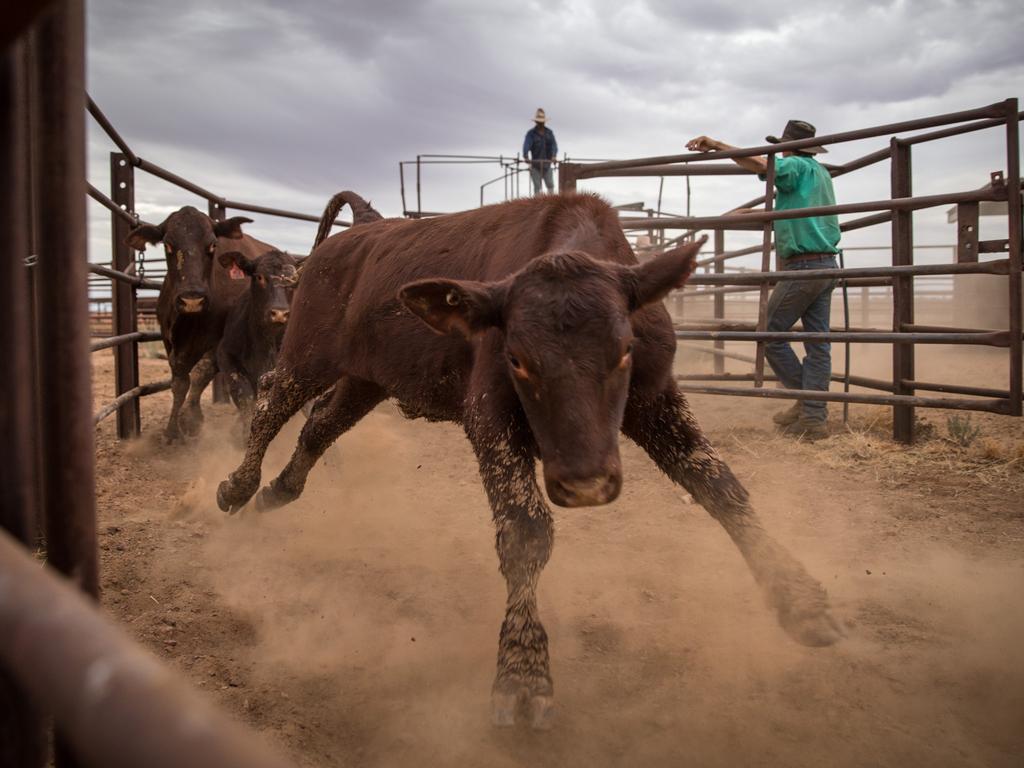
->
[891,138,915,442]
[558,162,579,194]
[31,3,98,764]
[753,153,776,387]
[207,198,231,403]
[110,152,140,437]
[1005,98,1022,416]
[0,33,46,768]
[713,229,725,374]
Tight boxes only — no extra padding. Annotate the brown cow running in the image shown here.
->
[216,192,841,729]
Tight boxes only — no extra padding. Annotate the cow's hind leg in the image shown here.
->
[216,370,327,513]
[623,385,842,647]
[254,376,385,511]
[466,409,555,730]
[180,351,216,437]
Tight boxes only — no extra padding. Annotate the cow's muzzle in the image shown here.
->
[545,471,622,507]
[268,308,289,324]
[177,292,207,314]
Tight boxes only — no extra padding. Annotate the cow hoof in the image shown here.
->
[217,477,254,514]
[254,483,295,513]
[529,695,555,730]
[491,691,518,727]
[783,608,844,647]
[179,407,204,437]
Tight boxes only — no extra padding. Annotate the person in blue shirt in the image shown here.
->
[523,108,558,196]
[687,120,840,440]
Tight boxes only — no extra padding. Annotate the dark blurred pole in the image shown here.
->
[30,3,97,763]
[0,32,46,768]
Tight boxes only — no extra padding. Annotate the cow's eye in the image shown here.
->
[256,274,266,287]
[164,243,173,255]
[507,352,529,379]
[207,242,217,255]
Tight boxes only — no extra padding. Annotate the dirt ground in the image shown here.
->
[91,348,1024,767]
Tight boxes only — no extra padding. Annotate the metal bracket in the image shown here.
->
[956,201,979,262]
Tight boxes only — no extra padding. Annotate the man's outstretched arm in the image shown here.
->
[686,136,767,174]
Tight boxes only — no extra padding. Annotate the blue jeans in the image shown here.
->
[530,163,554,195]
[764,255,837,422]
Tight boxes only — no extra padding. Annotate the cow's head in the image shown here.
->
[219,249,299,327]
[399,237,705,508]
[125,206,251,314]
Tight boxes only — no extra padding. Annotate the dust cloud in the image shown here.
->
[132,392,1024,768]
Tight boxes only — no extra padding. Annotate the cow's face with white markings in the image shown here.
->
[126,206,252,315]
[399,237,705,507]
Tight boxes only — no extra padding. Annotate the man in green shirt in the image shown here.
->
[686,120,840,439]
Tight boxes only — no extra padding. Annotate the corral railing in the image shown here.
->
[560,100,1023,443]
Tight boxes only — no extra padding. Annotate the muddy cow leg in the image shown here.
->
[164,366,191,443]
[180,350,216,437]
[255,376,385,512]
[216,371,328,513]
[622,384,842,647]
[466,407,555,730]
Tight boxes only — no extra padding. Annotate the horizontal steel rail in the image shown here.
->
[686,259,1008,285]
[90,331,161,352]
[580,102,1007,175]
[220,198,350,227]
[674,384,1010,414]
[86,94,138,165]
[88,262,162,290]
[87,182,139,225]
[93,379,171,424]
[675,330,1009,346]
[619,187,1004,231]
[0,529,296,768]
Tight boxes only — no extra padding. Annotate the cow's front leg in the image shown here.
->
[180,351,216,436]
[467,411,555,730]
[623,385,842,647]
[164,366,191,443]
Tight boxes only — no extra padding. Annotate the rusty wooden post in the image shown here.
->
[713,229,725,374]
[207,198,231,403]
[111,152,140,437]
[0,32,47,768]
[891,138,915,442]
[1004,98,1022,416]
[754,152,776,387]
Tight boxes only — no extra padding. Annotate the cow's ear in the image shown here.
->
[620,235,706,311]
[398,278,507,338]
[218,251,256,275]
[125,222,164,251]
[213,216,253,240]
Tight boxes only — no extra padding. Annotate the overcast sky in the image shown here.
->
[84,0,1023,268]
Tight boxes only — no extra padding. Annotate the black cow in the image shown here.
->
[216,193,841,728]
[214,249,299,425]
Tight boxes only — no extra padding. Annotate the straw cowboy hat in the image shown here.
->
[766,119,827,154]
[534,108,546,124]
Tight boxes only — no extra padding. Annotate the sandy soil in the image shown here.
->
[91,349,1024,767]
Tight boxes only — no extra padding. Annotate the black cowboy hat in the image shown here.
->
[766,119,827,154]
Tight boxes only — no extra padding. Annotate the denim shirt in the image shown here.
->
[523,126,558,167]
